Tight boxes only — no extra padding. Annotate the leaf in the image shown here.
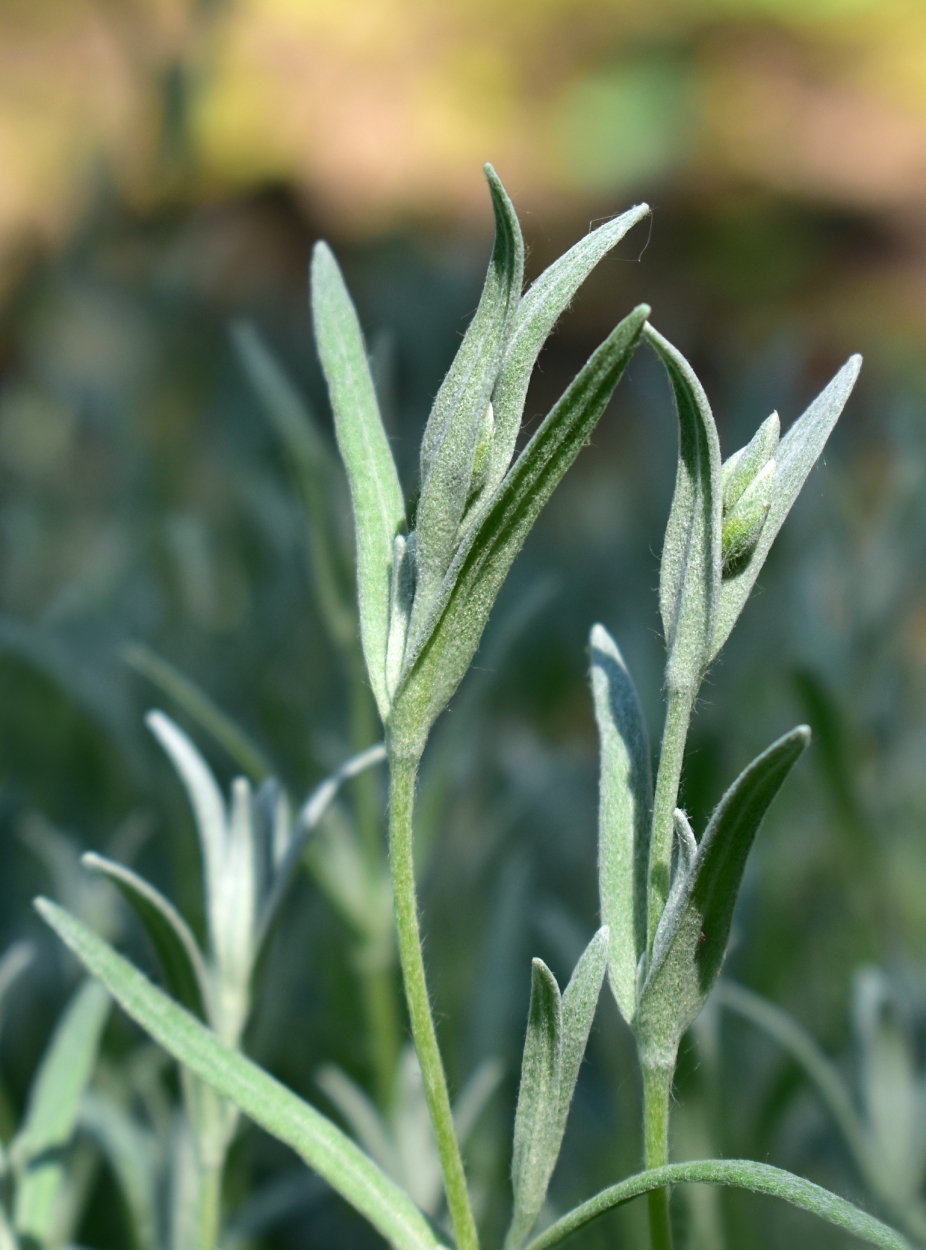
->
[411,164,524,637]
[146,711,228,967]
[557,928,609,1136]
[311,242,407,720]
[645,324,722,693]
[231,319,357,651]
[711,355,862,659]
[12,980,110,1243]
[636,727,810,1067]
[507,959,563,1250]
[79,1091,160,1250]
[590,624,651,1024]
[484,203,650,504]
[453,1057,504,1146]
[125,642,273,783]
[389,305,649,759]
[82,852,210,1022]
[522,1158,910,1250]
[35,900,443,1250]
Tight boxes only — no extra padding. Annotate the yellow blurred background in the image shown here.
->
[5,0,926,253]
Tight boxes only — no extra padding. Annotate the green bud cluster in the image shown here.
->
[720,412,779,577]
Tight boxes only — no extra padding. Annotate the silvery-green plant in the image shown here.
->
[33,164,911,1250]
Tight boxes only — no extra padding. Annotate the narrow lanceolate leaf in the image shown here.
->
[35,901,444,1250]
[485,203,650,502]
[590,625,652,1024]
[523,1159,910,1250]
[557,928,609,1136]
[506,960,563,1250]
[390,305,649,759]
[231,320,356,651]
[711,355,862,659]
[636,727,810,1067]
[312,242,407,720]
[646,325,722,692]
[12,979,110,1243]
[411,165,524,637]
[146,711,227,964]
[82,852,210,1022]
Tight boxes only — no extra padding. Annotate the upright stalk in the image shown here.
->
[388,753,479,1250]
[643,1063,674,1250]
[647,685,695,950]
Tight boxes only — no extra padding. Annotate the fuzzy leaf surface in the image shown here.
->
[13,979,110,1242]
[523,1159,909,1250]
[411,165,524,636]
[637,727,810,1066]
[146,710,227,965]
[390,305,649,758]
[312,242,406,719]
[506,959,563,1250]
[647,324,722,692]
[711,355,862,658]
[485,204,650,501]
[557,927,609,1135]
[82,852,210,1023]
[590,624,651,1023]
[35,900,443,1250]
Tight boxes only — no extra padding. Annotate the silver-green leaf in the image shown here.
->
[711,355,862,659]
[411,164,524,637]
[311,241,407,720]
[590,624,651,1025]
[484,203,650,503]
[646,324,722,694]
[523,1158,910,1250]
[507,959,563,1250]
[12,979,110,1243]
[636,726,810,1067]
[389,304,649,759]
[36,900,442,1250]
[82,851,210,1023]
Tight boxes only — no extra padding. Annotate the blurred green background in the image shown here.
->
[2,1,926,1247]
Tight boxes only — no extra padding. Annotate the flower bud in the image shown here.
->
[722,458,775,576]
[721,412,779,513]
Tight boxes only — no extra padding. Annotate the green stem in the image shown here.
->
[388,753,479,1250]
[643,1064,674,1250]
[647,685,695,951]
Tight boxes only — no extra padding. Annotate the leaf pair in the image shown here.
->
[592,621,810,1058]
[506,928,609,1249]
[312,164,650,750]
[649,324,862,692]
[85,713,385,1046]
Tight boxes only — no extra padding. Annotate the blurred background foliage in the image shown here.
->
[1,0,926,1247]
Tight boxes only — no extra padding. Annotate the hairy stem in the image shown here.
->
[647,685,695,951]
[388,753,479,1250]
[643,1064,674,1250]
